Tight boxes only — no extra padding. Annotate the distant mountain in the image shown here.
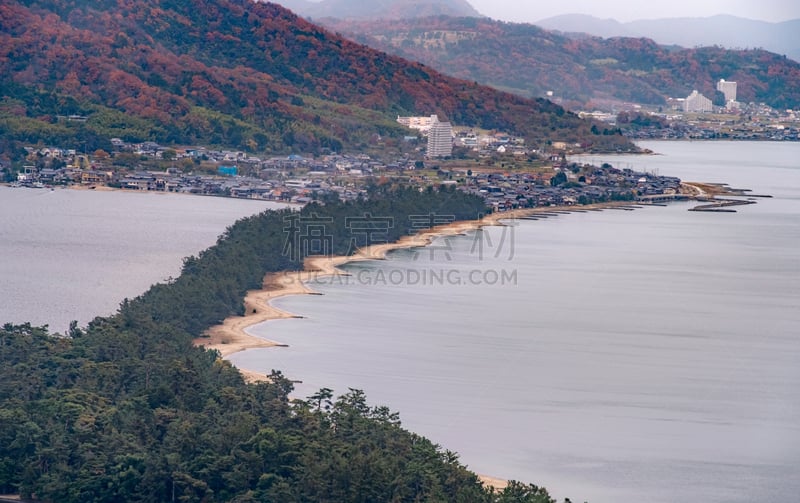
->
[266,0,483,20]
[536,14,800,63]
[532,14,636,39]
[0,0,632,158]
[322,16,800,110]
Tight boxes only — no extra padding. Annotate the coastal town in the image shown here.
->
[576,79,800,141]
[4,91,791,211]
[3,133,687,211]
[589,103,800,141]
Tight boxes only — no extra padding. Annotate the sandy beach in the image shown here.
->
[193,200,642,380]
[67,184,118,191]
[478,475,509,490]
[193,213,496,375]
[188,200,679,489]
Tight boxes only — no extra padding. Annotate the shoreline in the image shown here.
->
[1,182,300,206]
[192,199,650,379]
[192,200,646,491]
[193,211,504,370]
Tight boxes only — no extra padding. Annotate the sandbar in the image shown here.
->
[193,200,642,380]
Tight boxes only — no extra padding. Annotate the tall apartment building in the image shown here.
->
[684,90,713,113]
[427,120,453,158]
[716,79,737,102]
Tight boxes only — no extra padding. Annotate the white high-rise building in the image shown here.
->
[684,90,713,113]
[717,79,737,102]
[427,120,453,158]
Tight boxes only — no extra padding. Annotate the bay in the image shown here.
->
[231,141,800,503]
[0,187,285,332]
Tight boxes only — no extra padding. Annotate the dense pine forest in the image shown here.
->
[0,187,558,502]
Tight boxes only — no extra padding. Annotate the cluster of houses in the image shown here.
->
[460,164,682,211]
[10,140,425,202]
[9,135,683,212]
[580,100,800,142]
[453,130,532,156]
[396,115,540,158]
[624,115,800,141]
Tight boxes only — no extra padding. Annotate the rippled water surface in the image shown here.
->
[231,142,800,503]
[0,188,284,332]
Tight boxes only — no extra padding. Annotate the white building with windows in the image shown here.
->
[396,114,439,133]
[427,120,453,158]
[717,79,737,102]
[684,90,713,113]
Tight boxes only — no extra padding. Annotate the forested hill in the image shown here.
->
[0,188,559,502]
[320,16,800,110]
[0,0,633,156]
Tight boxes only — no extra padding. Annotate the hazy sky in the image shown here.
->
[467,0,800,23]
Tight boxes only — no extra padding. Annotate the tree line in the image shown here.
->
[0,187,562,502]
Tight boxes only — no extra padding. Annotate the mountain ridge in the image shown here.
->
[267,0,483,20]
[321,16,800,110]
[535,13,800,63]
[0,0,631,158]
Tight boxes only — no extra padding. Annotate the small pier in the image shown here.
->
[689,198,757,212]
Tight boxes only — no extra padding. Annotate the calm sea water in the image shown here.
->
[231,142,800,503]
[0,188,284,332]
